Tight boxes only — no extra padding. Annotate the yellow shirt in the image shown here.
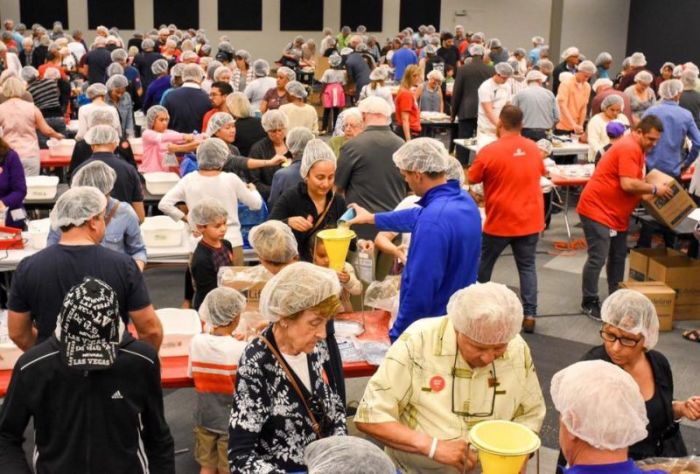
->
[355,316,546,473]
[556,77,592,131]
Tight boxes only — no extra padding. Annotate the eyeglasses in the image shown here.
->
[451,350,496,418]
[599,330,641,348]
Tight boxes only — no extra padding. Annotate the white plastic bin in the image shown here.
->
[156,308,202,357]
[27,218,51,250]
[141,216,185,247]
[25,176,60,200]
[143,172,179,196]
[47,138,76,157]
[128,137,143,155]
[0,311,22,370]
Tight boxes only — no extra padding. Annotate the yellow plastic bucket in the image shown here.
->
[469,420,541,474]
[316,228,356,271]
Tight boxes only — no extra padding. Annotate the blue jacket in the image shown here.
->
[563,459,665,474]
[643,100,700,177]
[375,180,482,341]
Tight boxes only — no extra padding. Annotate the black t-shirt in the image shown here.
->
[75,152,144,204]
[437,46,460,68]
[84,48,113,84]
[9,245,151,342]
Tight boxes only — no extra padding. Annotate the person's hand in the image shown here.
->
[573,125,584,135]
[357,239,374,252]
[395,243,408,263]
[269,155,288,167]
[655,183,674,199]
[246,183,257,192]
[682,396,700,421]
[0,201,6,212]
[432,439,476,472]
[232,332,246,341]
[346,204,373,225]
[183,134,194,142]
[288,216,314,232]
[337,271,350,283]
[53,132,65,139]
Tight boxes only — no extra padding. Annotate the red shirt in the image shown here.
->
[468,134,545,236]
[395,88,421,133]
[201,108,218,134]
[576,134,645,231]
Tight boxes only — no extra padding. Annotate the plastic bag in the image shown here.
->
[636,456,700,473]
[218,264,272,291]
[162,152,179,167]
[365,276,401,312]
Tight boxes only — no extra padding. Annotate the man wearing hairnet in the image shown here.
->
[348,138,482,341]
[476,62,513,140]
[8,187,162,351]
[162,63,211,133]
[355,282,546,473]
[552,360,666,474]
[552,46,580,95]
[555,61,596,162]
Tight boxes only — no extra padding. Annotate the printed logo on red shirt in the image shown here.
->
[429,375,446,392]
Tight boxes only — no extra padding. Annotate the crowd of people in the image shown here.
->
[0,17,699,474]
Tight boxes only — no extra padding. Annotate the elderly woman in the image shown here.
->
[269,140,348,262]
[396,64,423,141]
[76,82,121,140]
[328,107,363,157]
[624,71,657,123]
[232,49,254,92]
[260,66,295,113]
[417,69,445,113]
[586,94,630,163]
[594,52,613,80]
[213,65,232,84]
[140,105,199,173]
[105,74,135,138]
[248,110,292,200]
[142,58,170,111]
[0,77,63,176]
[225,92,266,156]
[111,48,143,105]
[228,262,346,473]
[0,134,27,229]
[244,59,277,112]
[269,127,316,207]
[279,81,319,134]
[48,161,147,270]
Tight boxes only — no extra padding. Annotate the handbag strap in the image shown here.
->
[308,192,335,235]
[104,201,120,227]
[258,335,322,438]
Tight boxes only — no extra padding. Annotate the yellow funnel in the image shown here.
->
[317,228,356,271]
[469,420,541,474]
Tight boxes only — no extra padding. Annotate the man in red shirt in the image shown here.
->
[468,104,545,333]
[577,115,672,320]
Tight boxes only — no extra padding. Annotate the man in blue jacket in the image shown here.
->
[349,138,482,341]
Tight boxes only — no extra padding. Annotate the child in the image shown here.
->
[320,53,347,134]
[140,105,199,173]
[310,231,362,312]
[188,287,248,474]
[189,198,234,310]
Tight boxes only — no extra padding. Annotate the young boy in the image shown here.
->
[309,231,362,312]
[189,198,234,310]
[188,287,248,474]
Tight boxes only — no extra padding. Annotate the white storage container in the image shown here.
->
[141,216,185,247]
[156,308,202,357]
[25,176,60,200]
[143,172,179,196]
[128,137,144,155]
[0,311,22,370]
[27,218,51,250]
[47,138,76,157]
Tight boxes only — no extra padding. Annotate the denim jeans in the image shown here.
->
[580,214,628,299]
[478,232,539,316]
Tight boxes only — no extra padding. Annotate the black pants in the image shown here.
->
[456,118,477,165]
[521,128,547,142]
[690,195,700,259]
[322,107,341,132]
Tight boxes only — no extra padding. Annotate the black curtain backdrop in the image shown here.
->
[280,0,323,31]
[153,0,199,30]
[399,0,440,32]
[20,0,68,29]
[218,0,263,30]
[88,0,135,30]
[340,0,383,32]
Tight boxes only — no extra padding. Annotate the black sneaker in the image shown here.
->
[581,298,602,321]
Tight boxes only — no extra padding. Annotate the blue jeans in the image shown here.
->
[478,232,539,316]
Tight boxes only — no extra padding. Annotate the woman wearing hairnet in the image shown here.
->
[75,82,121,141]
[304,436,395,474]
[624,71,657,124]
[248,219,299,274]
[228,262,347,473]
[140,105,199,173]
[328,108,363,158]
[143,59,171,111]
[224,92,267,156]
[247,110,292,201]
[244,59,277,113]
[260,66,295,113]
[556,289,699,468]
[104,74,135,138]
[231,49,254,93]
[279,80,319,135]
[586,94,630,163]
[268,126,314,207]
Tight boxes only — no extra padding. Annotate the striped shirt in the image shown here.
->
[27,79,61,114]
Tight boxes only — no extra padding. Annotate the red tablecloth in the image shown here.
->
[549,173,590,187]
[0,310,390,397]
[40,149,143,168]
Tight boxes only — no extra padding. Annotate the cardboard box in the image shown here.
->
[673,304,700,321]
[628,248,684,281]
[647,256,700,319]
[643,170,697,229]
[619,281,676,331]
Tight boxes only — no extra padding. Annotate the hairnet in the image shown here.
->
[86,83,108,99]
[659,79,683,100]
[235,49,251,62]
[447,282,523,344]
[196,137,230,170]
[634,70,653,85]
[525,70,547,83]
[681,69,698,88]
[329,53,342,67]
[206,61,223,80]
[595,52,612,66]
[424,45,437,55]
[659,62,675,74]
[261,110,289,132]
[340,47,354,56]
[369,67,388,81]
[146,105,169,129]
[536,58,554,73]
[532,35,545,45]
[358,96,391,117]
[600,94,624,111]
[427,69,444,82]
[629,52,647,67]
[106,73,128,90]
[249,220,298,263]
[551,360,648,451]
[180,51,198,62]
[106,62,124,78]
[182,63,204,82]
[85,124,119,145]
[392,137,449,173]
[199,287,246,327]
[50,186,107,229]
[592,78,613,93]
[141,38,155,50]
[304,436,396,474]
[513,48,527,57]
[494,62,513,77]
[205,112,234,137]
[468,43,485,56]
[488,38,502,49]
[300,139,336,178]
[253,58,270,77]
[20,65,39,82]
[285,80,307,99]
[277,66,296,82]
[445,156,465,185]
[559,71,574,83]
[188,197,228,227]
[85,109,113,129]
[536,139,553,155]
[110,48,128,62]
[259,262,341,321]
[213,66,231,81]
[601,289,659,349]
[72,160,116,194]
[286,126,315,158]
[151,59,168,75]
[561,46,580,59]
[577,60,596,75]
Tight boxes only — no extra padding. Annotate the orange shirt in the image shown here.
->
[556,77,591,131]
[468,134,545,236]
[38,63,68,81]
[201,108,218,134]
[576,134,645,231]
[395,88,421,133]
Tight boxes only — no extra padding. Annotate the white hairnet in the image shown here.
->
[468,43,485,56]
[249,220,299,263]
[304,436,396,474]
[151,59,168,75]
[447,282,523,345]
[629,52,647,67]
[536,58,554,73]
[685,62,700,74]
[445,156,465,185]
[601,94,624,111]
[681,69,698,88]
[659,79,684,100]
[592,78,613,92]
[196,137,230,170]
[300,139,336,178]
[601,289,659,349]
[141,38,155,50]
[213,66,231,81]
[551,360,648,451]
[559,71,574,83]
[358,96,391,117]
[286,126,315,158]
[427,69,444,82]
[532,36,545,45]
[261,110,289,132]
[106,73,128,90]
[595,52,612,66]
[525,70,547,83]
[235,49,251,62]
[369,67,388,81]
[206,61,223,80]
[205,112,234,137]
[285,80,307,99]
[20,65,38,82]
[86,83,108,99]
[277,66,296,82]
[199,287,246,327]
[634,70,653,85]
[253,58,270,77]
[392,137,449,173]
[86,109,114,129]
[494,62,514,77]
[329,53,342,67]
[85,124,119,145]
[561,46,580,59]
[110,48,128,62]
[106,62,124,78]
[182,63,204,82]
[50,186,107,229]
[181,50,198,62]
[188,197,228,226]
[259,262,341,321]
[146,105,169,129]
[577,60,596,75]
[72,160,117,194]
[536,139,553,155]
